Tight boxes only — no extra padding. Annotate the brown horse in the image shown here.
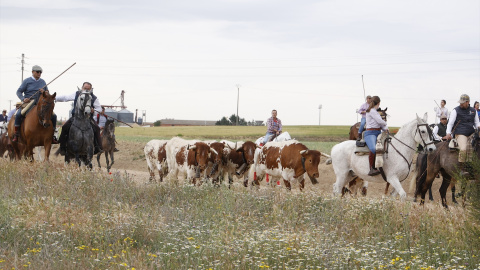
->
[7,90,56,161]
[418,140,479,208]
[349,107,388,140]
[96,119,115,172]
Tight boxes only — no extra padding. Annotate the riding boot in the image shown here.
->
[368,152,381,176]
[357,133,362,141]
[12,126,20,142]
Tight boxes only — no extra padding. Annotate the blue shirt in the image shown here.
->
[16,76,48,102]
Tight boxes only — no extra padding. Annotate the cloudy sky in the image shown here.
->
[0,0,479,127]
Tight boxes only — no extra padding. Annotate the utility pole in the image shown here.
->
[236,84,241,126]
[318,104,322,125]
[8,100,12,111]
[21,53,25,82]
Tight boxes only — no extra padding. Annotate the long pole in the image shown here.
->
[236,84,240,126]
[361,75,366,100]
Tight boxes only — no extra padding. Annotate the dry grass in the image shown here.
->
[0,160,478,269]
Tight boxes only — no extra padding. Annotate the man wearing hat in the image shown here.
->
[432,114,448,141]
[356,95,372,140]
[0,109,7,123]
[12,65,58,143]
[445,94,480,173]
[7,102,22,120]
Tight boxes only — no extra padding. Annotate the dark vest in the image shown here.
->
[72,91,97,117]
[436,123,447,137]
[453,106,476,136]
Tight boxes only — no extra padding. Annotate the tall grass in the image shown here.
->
[0,160,478,269]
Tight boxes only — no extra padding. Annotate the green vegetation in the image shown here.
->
[0,161,478,269]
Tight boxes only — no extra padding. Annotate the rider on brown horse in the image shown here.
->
[56,82,103,155]
[12,65,58,143]
[356,95,372,140]
[444,94,480,175]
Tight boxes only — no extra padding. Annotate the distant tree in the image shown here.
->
[215,116,232,126]
[228,114,247,126]
[153,120,161,127]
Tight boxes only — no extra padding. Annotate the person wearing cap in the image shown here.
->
[12,65,58,143]
[7,102,22,120]
[432,114,448,141]
[364,96,388,176]
[56,82,103,155]
[434,99,449,124]
[0,110,7,123]
[356,95,372,140]
[445,94,480,173]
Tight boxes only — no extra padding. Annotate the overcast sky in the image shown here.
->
[1,0,479,127]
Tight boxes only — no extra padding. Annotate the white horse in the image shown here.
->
[0,122,7,135]
[255,131,292,146]
[331,113,436,199]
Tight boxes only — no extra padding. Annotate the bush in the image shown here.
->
[153,120,161,127]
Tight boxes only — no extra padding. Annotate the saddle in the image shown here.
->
[354,132,389,156]
[20,100,35,116]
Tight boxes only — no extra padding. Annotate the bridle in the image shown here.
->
[384,122,434,181]
[37,95,54,128]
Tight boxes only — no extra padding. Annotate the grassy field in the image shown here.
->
[0,126,479,269]
[0,161,478,269]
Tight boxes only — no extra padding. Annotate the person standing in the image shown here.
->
[0,110,7,123]
[356,95,372,140]
[13,65,57,143]
[97,106,108,130]
[261,109,282,146]
[434,99,449,124]
[364,96,388,176]
[445,94,480,175]
[474,101,480,118]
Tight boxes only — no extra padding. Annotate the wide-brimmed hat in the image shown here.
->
[32,65,43,72]
[15,102,22,106]
[440,114,448,119]
[458,94,470,103]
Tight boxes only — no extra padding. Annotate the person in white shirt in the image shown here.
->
[7,102,22,120]
[56,82,103,155]
[432,114,448,141]
[434,99,448,124]
[364,96,388,176]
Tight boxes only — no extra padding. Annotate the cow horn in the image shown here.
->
[210,148,218,155]
[300,150,308,155]
[236,142,244,151]
[188,145,197,150]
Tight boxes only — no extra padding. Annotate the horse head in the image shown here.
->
[105,119,115,139]
[377,107,388,122]
[76,91,92,118]
[415,112,436,153]
[37,90,56,128]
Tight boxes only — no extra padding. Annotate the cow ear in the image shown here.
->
[300,149,308,156]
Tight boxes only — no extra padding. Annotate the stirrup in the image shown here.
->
[368,168,381,176]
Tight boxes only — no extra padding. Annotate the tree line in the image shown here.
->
[216,114,263,126]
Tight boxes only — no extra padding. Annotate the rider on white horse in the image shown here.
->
[364,96,388,176]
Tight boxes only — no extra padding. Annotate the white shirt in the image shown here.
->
[366,109,388,131]
[97,113,107,128]
[56,91,102,113]
[434,107,449,122]
[446,108,480,135]
[432,125,444,141]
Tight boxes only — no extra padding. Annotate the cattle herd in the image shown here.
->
[144,137,329,190]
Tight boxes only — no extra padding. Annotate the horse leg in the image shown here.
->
[420,170,437,205]
[384,182,390,195]
[428,186,434,201]
[451,184,458,204]
[108,151,114,171]
[439,172,451,209]
[387,177,407,200]
[96,152,102,168]
[43,141,52,162]
[333,171,350,196]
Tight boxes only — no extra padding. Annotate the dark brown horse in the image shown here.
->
[0,133,15,160]
[7,90,56,161]
[418,140,479,208]
[349,107,388,140]
[96,119,115,172]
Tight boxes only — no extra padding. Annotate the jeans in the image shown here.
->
[263,132,276,144]
[364,130,381,153]
[358,117,366,135]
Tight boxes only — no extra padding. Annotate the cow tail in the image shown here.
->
[321,152,332,165]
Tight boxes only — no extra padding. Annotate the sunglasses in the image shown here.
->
[34,70,42,73]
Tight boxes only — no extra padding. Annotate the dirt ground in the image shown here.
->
[38,140,459,206]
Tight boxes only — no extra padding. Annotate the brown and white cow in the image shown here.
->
[249,140,325,190]
[221,140,258,187]
[204,141,227,184]
[166,137,217,185]
[144,139,169,182]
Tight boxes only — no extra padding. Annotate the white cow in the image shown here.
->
[144,139,169,182]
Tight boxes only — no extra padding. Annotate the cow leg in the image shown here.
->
[243,175,248,188]
[299,178,305,191]
[283,179,292,191]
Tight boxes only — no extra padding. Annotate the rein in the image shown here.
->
[37,99,53,127]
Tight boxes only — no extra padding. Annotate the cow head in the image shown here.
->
[209,142,225,175]
[236,141,257,165]
[300,149,321,184]
[188,142,212,171]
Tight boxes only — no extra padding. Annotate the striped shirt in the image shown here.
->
[266,117,282,133]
